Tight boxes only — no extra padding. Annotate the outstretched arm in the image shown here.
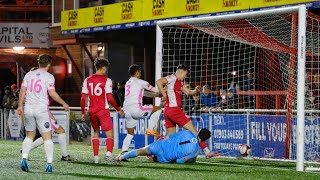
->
[176,152,198,164]
[183,85,201,96]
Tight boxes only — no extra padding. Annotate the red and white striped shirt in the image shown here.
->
[81,74,112,113]
[165,74,183,108]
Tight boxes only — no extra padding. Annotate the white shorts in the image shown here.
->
[24,106,51,134]
[124,105,153,128]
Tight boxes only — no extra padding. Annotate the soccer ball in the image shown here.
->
[238,144,251,157]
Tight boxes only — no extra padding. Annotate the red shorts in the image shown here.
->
[164,107,190,129]
[89,109,112,131]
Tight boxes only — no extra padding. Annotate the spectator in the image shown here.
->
[243,70,254,109]
[200,85,218,108]
[0,89,3,109]
[116,81,125,107]
[112,80,121,107]
[305,71,315,115]
[191,94,201,112]
[10,84,19,108]
[2,86,13,108]
[215,88,239,111]
[312,74,320,111]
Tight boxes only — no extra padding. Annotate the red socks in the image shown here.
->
[92,138,99,156]
[106,137,114,153]
[200,141,207,149]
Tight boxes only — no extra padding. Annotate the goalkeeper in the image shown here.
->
[116,129,213,163]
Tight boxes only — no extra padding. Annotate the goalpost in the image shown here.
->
[155,5,320,172]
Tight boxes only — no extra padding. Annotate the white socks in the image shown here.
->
[29,133,68,157]
[44,140,54,164]
[148,110,162,131]
[94,156,99,164]
[106,151,112,157]
[203,147,210,155]
[58,133,68,157]
[121,134,133,152]
[22,137,33,160]
[30,137,44,150]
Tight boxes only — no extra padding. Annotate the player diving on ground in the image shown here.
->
[116,129,211,163]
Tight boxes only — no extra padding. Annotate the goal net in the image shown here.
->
[156,5,320,171]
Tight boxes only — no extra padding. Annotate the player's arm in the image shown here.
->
[17,76,28,117]
[156,77,167,98]
[80,79,88,120]
[48,91,69,111]
[142,81,159,93]
[107,93,124,116]
[176,152,198,164]
[47,76,69,111]
[80,93,87,120]
[183,85,201,96]
[17,86,27,117]
[142,81,161,97]
[106,78,124,116]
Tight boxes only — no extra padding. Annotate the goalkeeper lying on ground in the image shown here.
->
[116,129,212,163]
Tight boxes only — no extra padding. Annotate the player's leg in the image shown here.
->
[89,113,100,163]
[98,110,118,164]
[50,116,72,161]
[175,110,213,157]
[54,125,72,161]
[21,130,36,172]
[37,110,54,172]
[28,128,43,154]
[166,127,176,136]
[181,121,198,135]
[30,137,44,150]
[122,127,134,151]
[116,146,149,161]
[21,108,36,172]
[146,106,162,136]
[121,112,136,153]
[163,108,177,136]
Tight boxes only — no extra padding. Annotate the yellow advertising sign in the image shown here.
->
[213,0,252,12]
[61,0,318,31]
[61,1,143,30]
[142,0,176,20]
[108,1,143,24]
[174,0,215,17]
[251,0,317,9]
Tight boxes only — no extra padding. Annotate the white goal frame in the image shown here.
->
[155,5,308,172]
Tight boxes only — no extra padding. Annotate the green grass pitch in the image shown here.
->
[0,140,319,180]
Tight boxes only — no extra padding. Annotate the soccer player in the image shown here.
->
[120,64,162,155]
[156,64,216,158]
[25,67,72,161]
[17,54,70,172]
[116,129,211,163]
[80,58,124,164]
[29,111,72,161]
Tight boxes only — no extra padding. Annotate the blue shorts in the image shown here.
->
[147,140,169,163]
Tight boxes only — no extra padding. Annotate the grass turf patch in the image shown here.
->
[0,140,319,180]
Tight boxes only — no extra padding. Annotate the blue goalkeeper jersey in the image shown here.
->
[148,130,200,163]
